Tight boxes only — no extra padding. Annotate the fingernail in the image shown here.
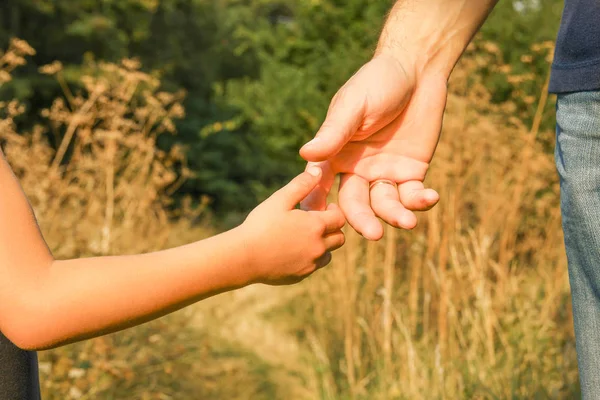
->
[425,190,440,202]
[307,166,322,176]
[304,137,321,147]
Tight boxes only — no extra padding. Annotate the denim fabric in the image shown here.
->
[556,90,600,399]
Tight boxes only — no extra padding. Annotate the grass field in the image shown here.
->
[1,38,579,399]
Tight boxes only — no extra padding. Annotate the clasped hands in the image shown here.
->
[298,54,448,240]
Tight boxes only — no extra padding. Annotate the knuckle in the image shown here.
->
[312,243,327,258]
[316,218,327,233]
[308,216,326,234]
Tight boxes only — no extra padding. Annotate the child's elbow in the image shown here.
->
[1,296,57,351]
[3,327,47,351]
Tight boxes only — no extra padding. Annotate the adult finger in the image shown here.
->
[398,180,440,211]
[340,152,429,185]
[339,174,383,241]
[299,85,365,162]
[370,181,417,230]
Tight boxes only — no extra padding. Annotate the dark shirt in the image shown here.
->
[549,0,600,93]
[0,331,40,400]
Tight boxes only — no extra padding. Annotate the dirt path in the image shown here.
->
[191,284,319,399]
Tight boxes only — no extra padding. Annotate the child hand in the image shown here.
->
[240,166,346,285]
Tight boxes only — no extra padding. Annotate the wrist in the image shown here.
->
[375,21,462,80]
[229,224,263,285]
[375,0,498,79]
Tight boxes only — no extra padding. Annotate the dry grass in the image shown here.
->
[1,39,213,399]
[299,42,577,399]
[1,40,207,258]
[0,38,578,399]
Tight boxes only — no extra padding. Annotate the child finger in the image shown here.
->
[315,252,333,269]
[267,166,322,210]
[310,204,346,232]
[324,231,345,252]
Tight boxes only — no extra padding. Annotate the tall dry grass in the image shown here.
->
[1,40,207,258]
[1,37,578,399]
[1,39,211,399]
[302,42,577,399]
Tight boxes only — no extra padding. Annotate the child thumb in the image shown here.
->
[269,167,322,210]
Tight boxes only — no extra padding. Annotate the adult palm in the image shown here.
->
[300,54,448,240]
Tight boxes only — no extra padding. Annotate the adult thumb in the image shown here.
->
[300,88,365,162]
[268,166,323,210]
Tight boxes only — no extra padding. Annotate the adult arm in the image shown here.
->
[300,0,499,239]
[377,0,500,80]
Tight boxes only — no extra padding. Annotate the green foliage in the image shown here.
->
[479,0,562,134]
[0,0,564,217]
[202,0,390,215]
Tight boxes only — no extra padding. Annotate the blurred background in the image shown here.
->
[0,0,576,399]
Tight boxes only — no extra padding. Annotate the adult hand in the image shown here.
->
[300,54,447,240]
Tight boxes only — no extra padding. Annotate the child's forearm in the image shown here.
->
[1,149,342,351]
[3,227,254,350]
[1,149,257,350]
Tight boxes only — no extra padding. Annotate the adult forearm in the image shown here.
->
[5,228,253,350]
[376,0,499,78]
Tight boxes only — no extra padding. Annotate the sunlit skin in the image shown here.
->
[301,0,499,241]
[301,56,446,238]
[0,0,501,354]
[0,153,344,351]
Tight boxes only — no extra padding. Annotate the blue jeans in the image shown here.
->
[556,90,600,398]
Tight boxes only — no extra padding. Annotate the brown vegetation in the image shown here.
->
[0,39,576,399]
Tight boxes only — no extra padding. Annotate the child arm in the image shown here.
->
[0,152,344,350]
